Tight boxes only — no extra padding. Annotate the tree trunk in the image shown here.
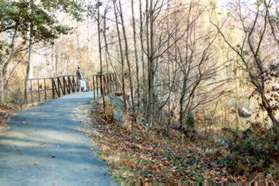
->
[179,76,187,126]
[139,0,146,110]
[103,9,109,74]
[118,0,135,112]
[113,0,127,110]
[167,0,171,126]
[1,24,18,103]
[24,2,34,103]
[146,0,155,125]
[261,91,279,128]
[145,0,151,123]
[97,1,106,110]
[131,0,140,109]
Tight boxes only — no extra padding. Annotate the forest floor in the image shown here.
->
[90,100,279,184]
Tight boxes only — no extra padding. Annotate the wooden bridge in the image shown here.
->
[25,73,118,104]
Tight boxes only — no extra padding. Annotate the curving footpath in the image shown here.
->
[0,92,116,186]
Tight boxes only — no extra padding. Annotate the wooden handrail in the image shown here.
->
[25,73,117,104]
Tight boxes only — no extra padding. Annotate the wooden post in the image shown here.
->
[105,74,108,95]
[86,78,90,91]
[52,78,60,98]
[30,80,33,104]
[63,76,70,94]
[67,76,72,94]
[101,75,104,96]
[37,79,41,102]
[93,75,96,99]
[57,77,65,96]
[72,76,76,93]
[44,79,47,101]
[25,80,29,104]
[76,76,80,92]
[63,77,66,94]
[96,75,100,97]
[103,75,107,95]
[58,77,62,97]
[52,78,55,99]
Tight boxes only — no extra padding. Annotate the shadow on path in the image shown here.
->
[0,92,116,186]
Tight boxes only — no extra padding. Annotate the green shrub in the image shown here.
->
[217,130,278,176]
[184,112,195,129]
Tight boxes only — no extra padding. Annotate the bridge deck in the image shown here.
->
[0,92,116,186]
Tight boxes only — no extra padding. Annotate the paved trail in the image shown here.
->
[0,92,116,186]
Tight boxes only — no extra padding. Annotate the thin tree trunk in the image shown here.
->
[167,0,171,126]
[113,0,127,110]
[131,0,140,109]
[102,7,123,93]
[2,25,18,86]
[1,23,18,103]
[103,8,109,74]
[145,0,151,122]
[139,0,146,110]
[97,1,105,110]
[118,0,135,112]
[261,91,279,126]
[24,1,34,103]
[147,0,155,125]
[5,60,21,88]
[24,29,33,103]
[179,77,187,126]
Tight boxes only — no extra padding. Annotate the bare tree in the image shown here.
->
[117,0,135,112]
[131,0,140,109]
[24,0,34,103]
[100,0,224,133]
[112,0,127,110]
[213,0,279,130]
[0,23,18,102]
[97,1,106,110]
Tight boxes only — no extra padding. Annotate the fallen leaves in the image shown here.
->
[90,102,279,184]
[0,104,14,126]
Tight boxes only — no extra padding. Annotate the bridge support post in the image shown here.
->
[44,79,47,101]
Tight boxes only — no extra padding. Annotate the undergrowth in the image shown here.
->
[90,100,279,184]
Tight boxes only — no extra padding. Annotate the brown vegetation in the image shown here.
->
[1,0,279,183]
[0,104,14,127]
[91,99,279,184]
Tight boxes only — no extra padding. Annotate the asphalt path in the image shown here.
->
[0,92,116,186]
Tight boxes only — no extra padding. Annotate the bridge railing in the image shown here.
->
[92,73,118,99]
[25,73,118,104]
